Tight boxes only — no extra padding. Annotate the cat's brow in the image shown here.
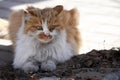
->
[35,9,41,24]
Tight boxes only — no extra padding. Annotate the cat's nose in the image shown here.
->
[39,32,52,40]
[42,32,51,37]
[44,32,50,36]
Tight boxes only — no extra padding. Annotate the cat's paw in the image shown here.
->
[22,62,39,73]
[41,60,56,71]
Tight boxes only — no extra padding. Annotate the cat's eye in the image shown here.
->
[25,20,27,23]
[49,27,56,32]
[36,26,43,30]
[49,25,58,32]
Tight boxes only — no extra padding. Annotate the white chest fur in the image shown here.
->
[15,30,73,62]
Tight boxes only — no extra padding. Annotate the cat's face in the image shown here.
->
[23,6,64,43]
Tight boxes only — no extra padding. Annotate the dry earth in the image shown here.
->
[0,48,120,80]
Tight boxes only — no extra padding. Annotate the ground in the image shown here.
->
[0,48,120,80]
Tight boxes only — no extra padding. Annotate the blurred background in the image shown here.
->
[0,0,120,56]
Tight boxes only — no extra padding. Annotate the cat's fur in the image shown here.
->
[8,5,81,72]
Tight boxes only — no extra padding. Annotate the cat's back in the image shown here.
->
[8,10,24,44]
[60,9,81,54]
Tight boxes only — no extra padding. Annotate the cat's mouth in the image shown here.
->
[38,33,53,43]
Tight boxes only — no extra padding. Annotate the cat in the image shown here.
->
[8,5,81,72]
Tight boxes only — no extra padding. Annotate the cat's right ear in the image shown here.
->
[26,6,38,16]
[23,10,31,21]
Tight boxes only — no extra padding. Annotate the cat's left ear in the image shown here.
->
[53,5,63,16]
[26,6,38,16]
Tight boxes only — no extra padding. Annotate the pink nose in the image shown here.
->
[39,32,52,40]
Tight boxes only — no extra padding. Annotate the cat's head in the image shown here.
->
[23,5,64,43]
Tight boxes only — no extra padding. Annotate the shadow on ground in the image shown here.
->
[0,45,13,66]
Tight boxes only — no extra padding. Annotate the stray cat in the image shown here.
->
[8,5,81,72]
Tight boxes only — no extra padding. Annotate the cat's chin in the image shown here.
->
[39,39,52,44]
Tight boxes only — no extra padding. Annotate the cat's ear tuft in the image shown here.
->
[53,5,63,16]
[24,6,38,16]
[27,7,38,16]
[27,6,35,11]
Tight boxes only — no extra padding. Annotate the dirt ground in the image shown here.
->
[0,48,120,80]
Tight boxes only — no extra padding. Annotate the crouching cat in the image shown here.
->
[8,5,81,72]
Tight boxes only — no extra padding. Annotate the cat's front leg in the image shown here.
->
[41,60,56,71]
[14,56,39,73]
[13,56,39,73]
[13,46,39,73]
[22,61,39,73]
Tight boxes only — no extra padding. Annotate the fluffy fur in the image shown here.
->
[8,5,81,72]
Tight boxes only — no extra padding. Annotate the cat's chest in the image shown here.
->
[18,35,70,62]
[32,42,62,62]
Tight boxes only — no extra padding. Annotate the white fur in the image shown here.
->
[13,15,74,72]
[42,20,50,35]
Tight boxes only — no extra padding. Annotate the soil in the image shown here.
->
[0,48,120,80]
